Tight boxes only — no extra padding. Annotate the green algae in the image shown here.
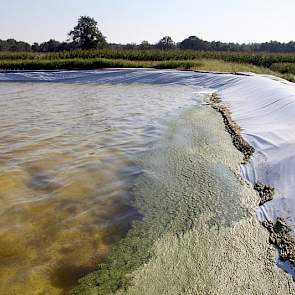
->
[119,215,295,295]
[115,101,295,295]
[72,105,251,294]
[72,222,154,295]
[73,95,295,295]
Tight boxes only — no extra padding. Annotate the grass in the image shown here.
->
[0,49,295,81]
[0,57,279,74]
[2,49,295,66]
[0,49,295,64]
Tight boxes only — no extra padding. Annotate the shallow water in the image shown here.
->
[0,82,200,294]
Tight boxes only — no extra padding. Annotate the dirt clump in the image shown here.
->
[254,182,275,205]
[209,93,255,163]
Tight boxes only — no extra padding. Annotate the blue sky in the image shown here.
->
[1,0,294,44]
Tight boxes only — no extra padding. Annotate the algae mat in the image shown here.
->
[74,104,295,294]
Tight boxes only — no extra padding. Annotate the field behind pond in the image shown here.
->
[1,49,295,81]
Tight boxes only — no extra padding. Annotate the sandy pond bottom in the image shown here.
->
[1,79,294,295]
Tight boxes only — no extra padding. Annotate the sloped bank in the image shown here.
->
[73,102,294,294]
[209,93,295,280]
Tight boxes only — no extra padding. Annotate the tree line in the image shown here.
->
[2,16,295,53]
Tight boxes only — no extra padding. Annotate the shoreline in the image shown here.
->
[209,93,295,279]
[73,96,295,294]
[0,57,290,81]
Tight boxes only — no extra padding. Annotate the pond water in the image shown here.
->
[0,82,200,294]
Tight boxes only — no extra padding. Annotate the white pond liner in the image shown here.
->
[1,68,295,231]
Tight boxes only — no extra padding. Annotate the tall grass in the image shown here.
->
[0,57,278,76]
[2,49,295,68]
[0,58,203,71]
[270,62,295,74]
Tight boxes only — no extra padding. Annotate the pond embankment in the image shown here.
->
[74,97,295,294]
[1,69,295,294]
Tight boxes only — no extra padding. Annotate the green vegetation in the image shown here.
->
[2,15,295,56]
[2,14,295,81]
[68,16,107,50]
[0,39,32,52]
[3,34,295,54]
[1,49,295,81]
[2,49,295,65]
[72,106,250,294]
[72,221,153,294]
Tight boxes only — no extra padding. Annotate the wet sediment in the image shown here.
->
[263,218,295,265]
[255,185,295,270]
[254,182,274,206]
[209,93,255,163]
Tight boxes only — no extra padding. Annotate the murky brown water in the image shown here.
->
[0,82,197,294]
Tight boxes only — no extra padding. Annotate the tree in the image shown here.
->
[68,16,107,50]
[156,36,175,50]
[0,39,31,52]
[139,40,151,50]
[39,39,62,52]
[125,43,137,50]
[31,42,40,52]
[179,36,210,50]
[36,39,76,52]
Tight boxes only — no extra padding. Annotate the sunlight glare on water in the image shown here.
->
[0,82,199,294]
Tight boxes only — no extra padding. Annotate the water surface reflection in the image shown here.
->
[0,82,198,294]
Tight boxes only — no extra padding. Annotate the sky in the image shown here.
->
[0,0,294,45]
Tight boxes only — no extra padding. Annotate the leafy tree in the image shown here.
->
[179,36,210,50]
[31,40,75,52]
[39,39,62,52]
[31,42,40,52]
[139,40,152,50]
[125,43,137,50]
[0,39,31,51]
[156,36,175,50]
[68,16,107,49]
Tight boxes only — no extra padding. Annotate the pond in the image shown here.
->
[0,81,200,294]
